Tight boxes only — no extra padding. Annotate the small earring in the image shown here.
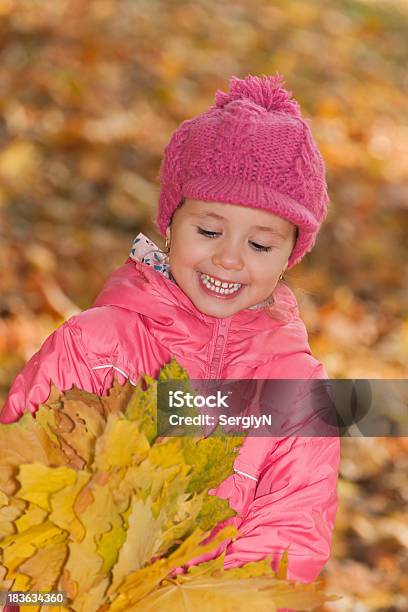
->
[164,236,170,252]
[279,273,284,280]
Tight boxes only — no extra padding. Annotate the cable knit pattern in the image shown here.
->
[156,73,329,268]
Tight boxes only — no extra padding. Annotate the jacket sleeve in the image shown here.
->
[175,435,340,586]
[221,435,340,582]
[220,367,341,583]
[174,366,340,586]
[0,316,113,425]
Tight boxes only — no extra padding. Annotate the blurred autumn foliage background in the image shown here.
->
[0,0,407,610]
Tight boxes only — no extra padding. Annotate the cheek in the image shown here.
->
[241,261,265,284]
[254,273,279,290]
[179,239,211,266]
[170,242,200,275]
[248,256,282,280]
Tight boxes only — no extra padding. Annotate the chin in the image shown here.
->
[198,302,238,318]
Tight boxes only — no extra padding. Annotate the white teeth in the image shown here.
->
[200,273,242,295]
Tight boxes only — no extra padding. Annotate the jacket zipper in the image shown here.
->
[206,317,231,379]
[205,317,260,483]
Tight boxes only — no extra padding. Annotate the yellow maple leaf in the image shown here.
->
[17,463,77,511]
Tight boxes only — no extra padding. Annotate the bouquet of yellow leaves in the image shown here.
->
[0,359,338,611]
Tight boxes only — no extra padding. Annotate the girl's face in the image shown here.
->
[166,198,296,318]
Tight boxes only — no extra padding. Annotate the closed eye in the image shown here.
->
[197,227,220,238]
[196,227,272,253]
[250,241,272,252]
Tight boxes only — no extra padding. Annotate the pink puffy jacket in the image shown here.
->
[1,255,340,594]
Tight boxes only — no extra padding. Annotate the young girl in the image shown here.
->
[1,74,340,588]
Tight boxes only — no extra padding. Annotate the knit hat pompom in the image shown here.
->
[214,73,302,118]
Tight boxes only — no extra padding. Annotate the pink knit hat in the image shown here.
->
[156,73,329,268]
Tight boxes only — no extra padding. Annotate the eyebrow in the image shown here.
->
[192,211,288,239]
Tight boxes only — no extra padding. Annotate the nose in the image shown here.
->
[212,240,244,272]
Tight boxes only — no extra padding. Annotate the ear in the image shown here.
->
[165,227,171,242]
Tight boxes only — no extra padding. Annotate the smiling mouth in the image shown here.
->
[199,272,244,296]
